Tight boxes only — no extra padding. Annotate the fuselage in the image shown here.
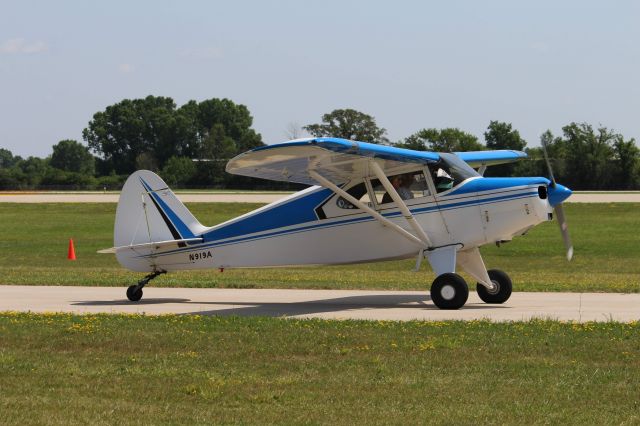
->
[135,175,566,271]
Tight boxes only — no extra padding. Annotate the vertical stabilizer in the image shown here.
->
[114,170,207,271]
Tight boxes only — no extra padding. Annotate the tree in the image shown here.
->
[135,152,159,171]
[512,125,640,190]
[0,148,18,168]
[161,156,197,186]
[83,96,264,177]
[50,139,95,175]
[196,99,263,154]
[14,156,48,186]
[285,122,303,140]
[83,96,180,174]
[396,128,484,152]
[512,131,563,179]
[484,121,527,151]
[483,121,527,177]
[561,123,616,190]
[303,109,388,143]
[40,168,96,188]
[193,123,238,185]
[612,136,640,189]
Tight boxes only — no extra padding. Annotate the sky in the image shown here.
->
[1,0,639,157]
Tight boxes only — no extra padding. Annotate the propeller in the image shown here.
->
[541,140,574,261]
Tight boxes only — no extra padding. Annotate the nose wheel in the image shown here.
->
[126,270,166,302]
[430,273,469,309]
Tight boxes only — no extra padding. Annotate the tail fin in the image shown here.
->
[112,170,207,271]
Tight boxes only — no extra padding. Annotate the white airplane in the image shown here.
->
[100,137,573,309]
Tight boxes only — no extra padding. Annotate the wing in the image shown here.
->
[455,150,527,168]
[226,138,440,185]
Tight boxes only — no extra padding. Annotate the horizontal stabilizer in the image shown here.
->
[98,238,203,254]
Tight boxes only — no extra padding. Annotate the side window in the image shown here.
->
[373,171,432,205]
[336,182,371,209]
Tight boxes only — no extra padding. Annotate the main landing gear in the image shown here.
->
[430,269,513,309]
[126,270,166,302]
[476,269,512,304]
[430,273,469,309]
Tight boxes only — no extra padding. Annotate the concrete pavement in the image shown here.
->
[1,286,638,322]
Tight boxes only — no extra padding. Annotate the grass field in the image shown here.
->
[1,312,638,424]
[0,203,639,292]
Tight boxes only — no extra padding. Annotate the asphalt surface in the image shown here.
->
[0,192,639,203]
[1,286,638,322]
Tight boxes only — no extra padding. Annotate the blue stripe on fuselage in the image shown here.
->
[201,187,334,242]
[139,186,539,259]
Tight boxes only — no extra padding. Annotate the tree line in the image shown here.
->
[0,96,638,190]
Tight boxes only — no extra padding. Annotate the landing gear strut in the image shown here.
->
[126,270,166,302]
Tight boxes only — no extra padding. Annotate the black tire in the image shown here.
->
[126,285,143,302]
[430,273,469,310]
[476,269,512,304]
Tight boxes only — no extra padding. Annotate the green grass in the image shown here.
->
[0,313,638,424]
[0,203,639,292]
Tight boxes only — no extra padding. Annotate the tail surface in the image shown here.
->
[112,170,207,271]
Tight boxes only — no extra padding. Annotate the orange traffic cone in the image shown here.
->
[68,238,77,261]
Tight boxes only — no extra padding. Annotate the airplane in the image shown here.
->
[99,137,573,309]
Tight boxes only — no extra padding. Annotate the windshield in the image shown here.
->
[430,153,480,191]
[440,153,480,181]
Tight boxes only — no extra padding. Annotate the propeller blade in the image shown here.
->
[554,203,573,261]
[541,138,572,260]
[541,138,557,187]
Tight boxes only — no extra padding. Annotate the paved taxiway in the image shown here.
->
[1,286,638,322]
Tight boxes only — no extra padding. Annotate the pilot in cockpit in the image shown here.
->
[381,174,414,203]
[433,167,454,192]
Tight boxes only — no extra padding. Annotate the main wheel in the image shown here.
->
[126,285,143,302]
[430,273,469,310]
[476,269,512,304]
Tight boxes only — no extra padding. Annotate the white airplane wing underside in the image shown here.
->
[226,137,441,186]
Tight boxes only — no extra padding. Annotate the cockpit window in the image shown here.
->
[430,153,480,192]
[372,171,431,205]
[337,171,433,209]
[336,182,368,209]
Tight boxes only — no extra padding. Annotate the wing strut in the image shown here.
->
[369,160,433,247]
[308,170,426,248]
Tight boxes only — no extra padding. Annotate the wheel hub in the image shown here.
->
[441,284,456,300]
[486,280,500,295]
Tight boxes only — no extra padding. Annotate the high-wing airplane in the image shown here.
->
[100,137,573,309]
